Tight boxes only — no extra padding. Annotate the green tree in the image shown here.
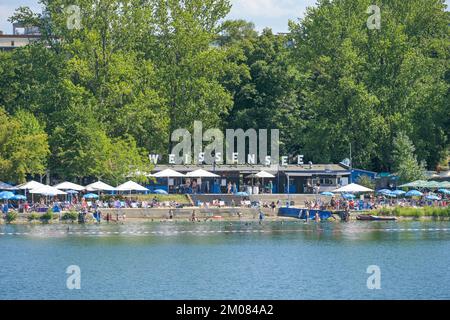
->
[356,175,375,190]
[221,23,306,155]
[147,0,235,140]
[50,101,151,185]
[289,0,449,170]
[0,108,49,183]
[103,135,153,185]
[392,132,426,183]
[49,96,111,181]
[219,19,258,46]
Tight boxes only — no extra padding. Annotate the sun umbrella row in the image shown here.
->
[398,180,450,189]
[0,168,225,198]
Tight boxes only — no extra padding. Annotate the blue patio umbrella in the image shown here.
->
[405,190,423,197]
[321,192,335,196]
[11,195,26,201]
[0,191,15,200]
[385,192,397,198]
[154,189,168,195]
[235,192,249,197]
[437,189,450,195]
[391,190,406,196]
[342,194,356,199]
[83,193,99,199]
[376,189,391,195]
[0,181,14,190]
[426,195,440,201]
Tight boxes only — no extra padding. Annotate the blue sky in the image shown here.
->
[0,0,448,34]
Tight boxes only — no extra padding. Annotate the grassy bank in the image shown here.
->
[374,207,450,218]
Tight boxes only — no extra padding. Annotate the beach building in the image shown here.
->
[0,23,41,51]
[149,163,351,194]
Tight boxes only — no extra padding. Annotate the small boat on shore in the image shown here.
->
[278,207,334,220]
[357,215,397,221]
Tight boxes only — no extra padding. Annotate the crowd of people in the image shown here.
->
[1,189,449,218]
[303,194,449,211]
[1,196,184,214]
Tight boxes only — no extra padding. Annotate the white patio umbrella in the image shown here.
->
[115,180,149,193]
[53,181,85,191]
[152,169,185,193]
[247,171,276,193]
[333,183,374,193]
[18,180,46,202]
[30,185,67,196]
[85,181,116,192]
[252,171,276,178]
[185,169,220,194]
[152,169,185,178]
[18,180,46,190]
[185,169,220,178]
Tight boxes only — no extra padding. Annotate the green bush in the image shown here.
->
[5,211,17,223]
[61,211,78,222]
[40,209,54,223]
[28,212,40,221]
[375,207,450,218]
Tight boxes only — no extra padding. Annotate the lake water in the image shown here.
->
[1,220,449,300]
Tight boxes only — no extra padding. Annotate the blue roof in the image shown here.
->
[352,168,377,175]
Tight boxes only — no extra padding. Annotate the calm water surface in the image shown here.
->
[0,220,449,300]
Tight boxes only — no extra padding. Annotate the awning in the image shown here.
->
[286,172,350,177]
[285,173,313,177]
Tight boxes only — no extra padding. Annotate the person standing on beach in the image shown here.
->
[330,197,336,209]
[270,201,276,212]
[268,180,273,194]
[259,210,264,224]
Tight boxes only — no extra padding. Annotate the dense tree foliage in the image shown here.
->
[392,131,427,183]
[0,107,49,183]
[221,21,306,155]
[289,0,449,171]
[0,0,448,184]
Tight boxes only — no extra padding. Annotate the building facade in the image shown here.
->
[0,23,41,51]
[149,164,351,194]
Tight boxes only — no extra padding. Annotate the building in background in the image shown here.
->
[0,23,41,51]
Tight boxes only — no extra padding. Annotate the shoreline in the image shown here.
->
[1,214,449,225]
[2,206,450,225]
